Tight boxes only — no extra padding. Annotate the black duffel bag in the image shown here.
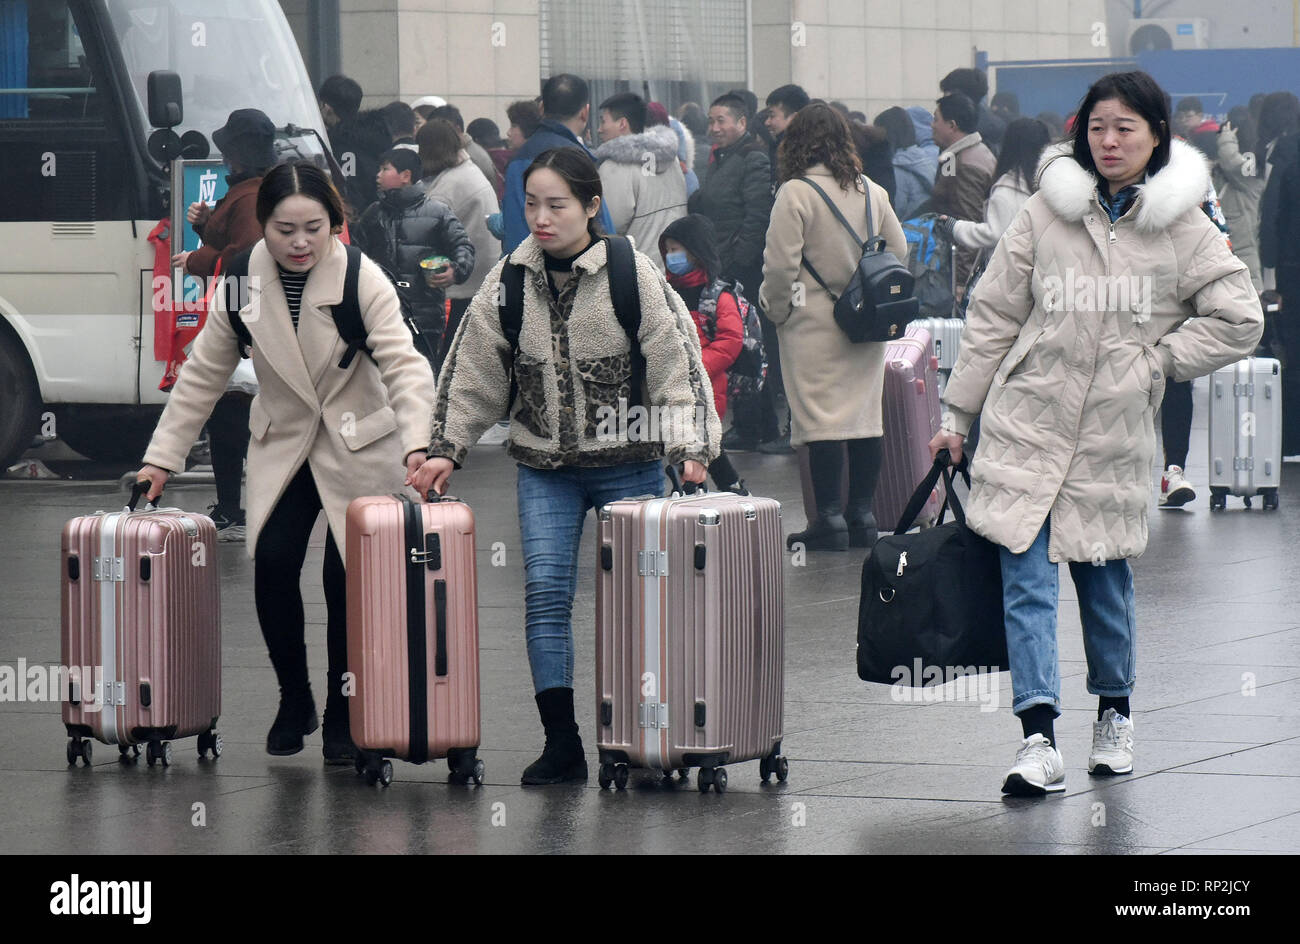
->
[798,176,919,343]
[857,450,1007,685]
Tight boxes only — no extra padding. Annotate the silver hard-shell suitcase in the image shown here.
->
[1207,357,1282,510]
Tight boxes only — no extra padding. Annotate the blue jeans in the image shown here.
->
[999,517,1137,716]
[516,459,664,694]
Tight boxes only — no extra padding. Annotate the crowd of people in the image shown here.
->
[146,62,1283,794]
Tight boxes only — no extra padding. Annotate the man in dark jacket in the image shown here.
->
[319,75,391,219]
[689,92,784,452]
[354,148,476,369]
[763,84,809,192]
[925,92,995,288]
[501,73,615,251]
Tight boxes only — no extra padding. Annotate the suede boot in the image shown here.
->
[266,689,318,756]
[845,437,883,548]
[786,440,849,551]
[520,687,588,785]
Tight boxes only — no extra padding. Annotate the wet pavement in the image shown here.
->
[2,375,1297,854]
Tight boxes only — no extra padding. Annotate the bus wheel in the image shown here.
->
[0,331,40,469]
[57,407,160,466]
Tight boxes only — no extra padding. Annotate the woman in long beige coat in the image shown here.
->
[135,162,436,763]
[761,102,907,551]
[930,72,1261,797]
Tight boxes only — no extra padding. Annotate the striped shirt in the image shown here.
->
[278,267,309,330]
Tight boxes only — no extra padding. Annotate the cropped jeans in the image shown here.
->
[999,517,1137,715]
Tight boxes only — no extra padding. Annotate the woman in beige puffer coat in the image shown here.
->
[931,72,1261,797]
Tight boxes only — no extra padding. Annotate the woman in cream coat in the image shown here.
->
[761,102,908,552]
[135,162,436,764]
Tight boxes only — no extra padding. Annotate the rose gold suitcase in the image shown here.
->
[874,324,945,532]
[345,493,482,788]
[595,475,787,794]
[61,484,222,767]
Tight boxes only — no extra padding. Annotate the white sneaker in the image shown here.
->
[1158,465,1196,507]
[1088,708,1135,775]
[1001,733,1066,796]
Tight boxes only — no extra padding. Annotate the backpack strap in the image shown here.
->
[797,176,883,300]
[222,246,255,358]
[332,244,369,369]
[603,235,644,408]
[498,257,527,409]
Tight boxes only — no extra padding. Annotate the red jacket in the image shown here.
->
[671,273,743,417]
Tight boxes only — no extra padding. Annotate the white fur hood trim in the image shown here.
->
[594,125,681,173]
[1036,137,1210,233]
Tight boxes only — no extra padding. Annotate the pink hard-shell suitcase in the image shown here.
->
[345,493,482,788]
[594,470,787,794]
[61,483,222,767]
[874,324,945,533]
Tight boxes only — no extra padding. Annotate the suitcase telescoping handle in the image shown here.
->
[664,463,703,497]
[127,480,158,512]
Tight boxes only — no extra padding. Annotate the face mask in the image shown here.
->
[665,251,693,275]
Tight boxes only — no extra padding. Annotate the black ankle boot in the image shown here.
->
[267,692,318,756]
[521,687,588,785]
[787,440,849,551]
[845,437,883,548]
[322,694,355,765]
[846,512,878,548]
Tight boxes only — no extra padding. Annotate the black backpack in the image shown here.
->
[497,235,644,411]
[797,176,919,343]
[223,243,433,368]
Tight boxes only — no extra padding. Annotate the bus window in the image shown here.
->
[0,0,133,221]
[0,0,99,121]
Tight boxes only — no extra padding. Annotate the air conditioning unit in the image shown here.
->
[1127,18,1210,54]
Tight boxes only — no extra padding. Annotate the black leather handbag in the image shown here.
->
[798,176,919,343]
[857,451,1008,685]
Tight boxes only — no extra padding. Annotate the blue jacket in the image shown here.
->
[502,118,616,251]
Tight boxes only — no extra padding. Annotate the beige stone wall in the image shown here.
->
[338,0,541,129]
[754,0,1110,121]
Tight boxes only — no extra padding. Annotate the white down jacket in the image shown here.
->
[942,139,1262,562]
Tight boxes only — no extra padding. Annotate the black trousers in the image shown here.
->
[1160,378,1194,470]
[253,463,347,709]
[207,392,251,513]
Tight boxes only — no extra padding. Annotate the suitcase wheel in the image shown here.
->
[698,766,727,794]
[598,762,629,791]
[145,740,172,767]
[364,759,394,787]
[1209,488,1228,512]
[197,729,223,760]
[66,738,92,767]
[447,749,485,786]
[118,743,141,764]
[1264,490,1280,511]
[759,753,790,785]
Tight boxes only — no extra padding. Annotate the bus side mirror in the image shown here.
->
[147,71,183,128]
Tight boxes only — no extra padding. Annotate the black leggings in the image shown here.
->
[1160,378,1193,470]
[253,464,347,706]
[207,392,251,512]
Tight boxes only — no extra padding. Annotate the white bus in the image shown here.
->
[0,0,330,466]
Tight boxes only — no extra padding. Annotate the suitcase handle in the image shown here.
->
[664,464,702,496]
[127,480,158,512]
